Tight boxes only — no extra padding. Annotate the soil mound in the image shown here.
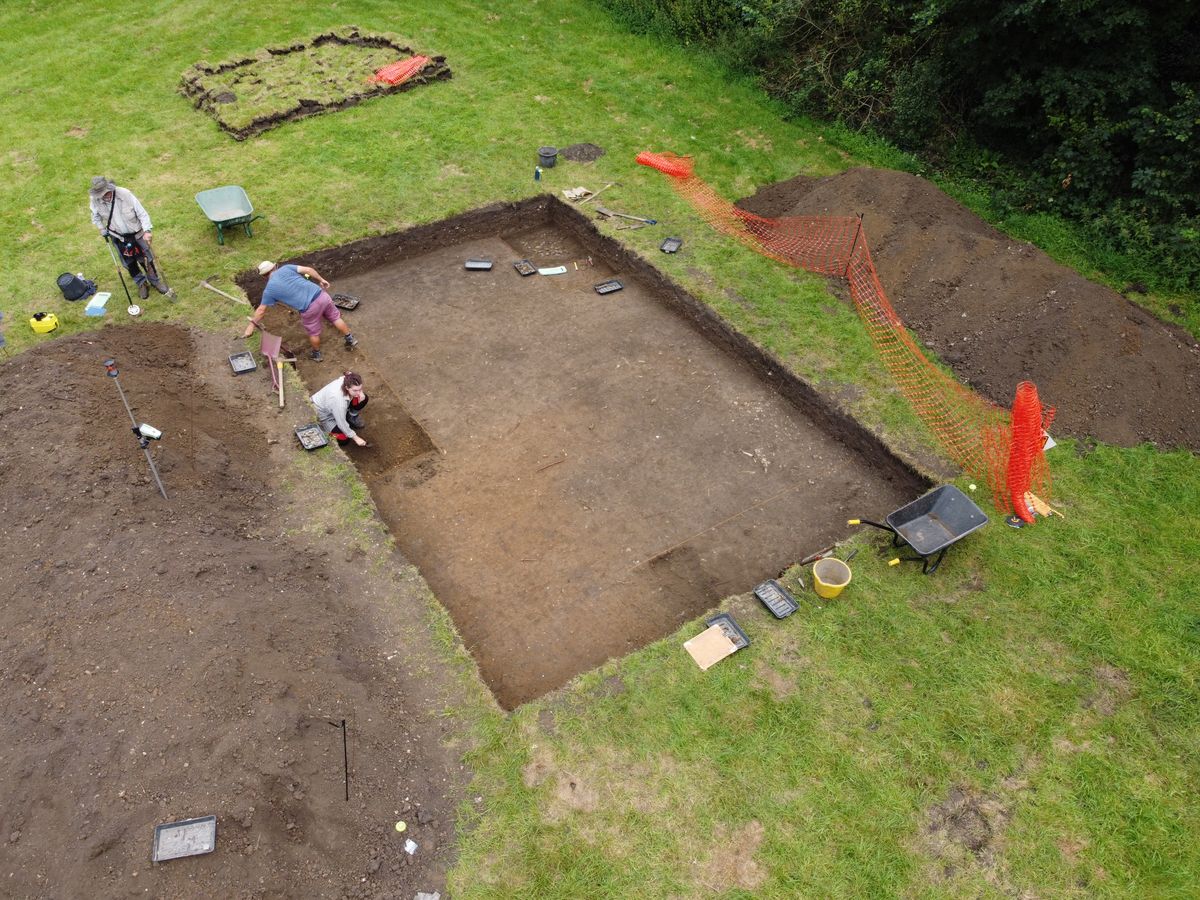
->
[560,142,605,162]
[738,168,1200,450]
[0,324,463,898]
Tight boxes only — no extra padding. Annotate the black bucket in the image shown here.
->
[537,146,558,168]
[57,272,95,301]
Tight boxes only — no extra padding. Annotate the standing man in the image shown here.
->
[244,260,358,361]
[88,176,174,299]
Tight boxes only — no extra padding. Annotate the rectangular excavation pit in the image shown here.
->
[241,197,926,709]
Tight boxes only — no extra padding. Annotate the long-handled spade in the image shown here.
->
[246,317,296,408]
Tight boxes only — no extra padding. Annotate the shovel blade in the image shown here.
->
[260,331,282,359]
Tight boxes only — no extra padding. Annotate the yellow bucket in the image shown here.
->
[812,557,852,599]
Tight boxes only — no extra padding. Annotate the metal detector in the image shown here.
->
[104,358,168,500]
[104,237,137,308]
[104,235,176,304]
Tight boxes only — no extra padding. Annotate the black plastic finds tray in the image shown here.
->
[660,237,683,253]
[705,612,750,649]
[331,293,360,311]
[465,258,493,271]
[753,579,799,619]
[593,279,624,295]
[295,424,328,451]
[513,259,537,277]
[228,351,257,375]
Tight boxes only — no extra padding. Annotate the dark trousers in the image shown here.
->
[111,232,161,286]
[330,395,369,444]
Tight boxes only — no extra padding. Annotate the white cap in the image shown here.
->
[257,260,275,276]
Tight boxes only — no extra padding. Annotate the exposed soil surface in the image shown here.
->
[243,199,924,708]
[559,143,606,163]
[738,168,1200,450]
[0,325,470,898]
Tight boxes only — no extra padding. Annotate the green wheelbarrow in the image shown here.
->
[195,185,263,245]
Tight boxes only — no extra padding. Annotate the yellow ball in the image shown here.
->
[394,821,407,833]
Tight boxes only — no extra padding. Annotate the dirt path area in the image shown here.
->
[738,168,1200,451]
[0,324,473,899]
[257,213,922,709]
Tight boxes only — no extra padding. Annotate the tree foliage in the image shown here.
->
[598,0,1200,287]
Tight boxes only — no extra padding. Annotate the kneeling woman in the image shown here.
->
[312,371,369,447]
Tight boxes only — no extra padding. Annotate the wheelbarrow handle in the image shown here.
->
[847,518,894,534]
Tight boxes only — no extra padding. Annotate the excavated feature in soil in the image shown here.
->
[238,197,926,708]
[737,168,1200,451]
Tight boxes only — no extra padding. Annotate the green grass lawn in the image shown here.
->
[1,1,1197,896]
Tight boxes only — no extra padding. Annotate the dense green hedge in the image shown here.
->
[596,0,1200,290]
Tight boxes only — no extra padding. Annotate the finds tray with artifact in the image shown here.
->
[295,423,329,451]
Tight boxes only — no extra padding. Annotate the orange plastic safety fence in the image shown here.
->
[1007,382,1056,523]
[636,151,1052,515]
[369,55,430,86]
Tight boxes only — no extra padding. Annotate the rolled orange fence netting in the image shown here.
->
[635,151,1053,518]
[369,55,430,86]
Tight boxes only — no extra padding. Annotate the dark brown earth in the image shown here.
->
[0,325,470,899]
[737,167,1200,451]
[242,198,924,708]
[559,143,606,163]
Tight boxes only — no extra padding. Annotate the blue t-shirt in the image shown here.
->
[261,265,321,312]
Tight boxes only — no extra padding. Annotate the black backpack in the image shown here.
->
[57,272,97,301]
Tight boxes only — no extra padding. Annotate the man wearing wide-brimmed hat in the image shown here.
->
[88,176,174,299]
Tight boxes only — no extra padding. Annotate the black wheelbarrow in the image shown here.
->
[195,185,263,245]
[849,485,988,574]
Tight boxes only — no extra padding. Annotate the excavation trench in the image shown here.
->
[240,197,924,708]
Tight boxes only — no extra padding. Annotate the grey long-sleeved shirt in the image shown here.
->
[311,378,357,439]
[89,186,152,235]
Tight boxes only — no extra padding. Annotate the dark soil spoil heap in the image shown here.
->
[559,143,606,163]
[738,167,1200,451]
[0,325,465,898]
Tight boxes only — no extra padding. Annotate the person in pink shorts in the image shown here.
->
[243,260,358,361]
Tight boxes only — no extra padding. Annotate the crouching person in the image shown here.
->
[312,371,369,447]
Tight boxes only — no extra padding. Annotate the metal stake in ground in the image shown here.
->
[104,358,168,500]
